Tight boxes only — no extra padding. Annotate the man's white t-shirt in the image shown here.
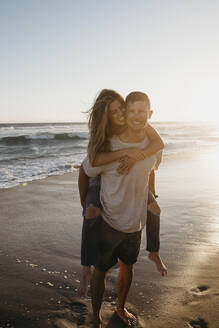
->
[83,135,161,233]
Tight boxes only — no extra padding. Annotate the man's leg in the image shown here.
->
[116,261,136,325]
[90,268,107,328]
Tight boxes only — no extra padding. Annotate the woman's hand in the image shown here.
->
[117,156,137,175]
[122,148,145,161]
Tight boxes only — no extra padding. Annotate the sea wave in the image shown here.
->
[53,132,88,140]
[0,132,89,144]
[1,135,31,144]
[1,121,218,189]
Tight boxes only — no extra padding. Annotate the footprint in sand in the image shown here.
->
[191,285,209,294]
[184,286,210,305]
[187,318,208,328]
[53,300,89,327]
[54,300,145,328]
[70,301,88,326]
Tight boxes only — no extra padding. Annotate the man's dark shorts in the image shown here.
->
[96,219,142,272]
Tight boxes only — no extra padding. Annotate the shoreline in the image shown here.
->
[0,148,209,192]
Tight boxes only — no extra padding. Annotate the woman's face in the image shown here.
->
[108,100,125,127]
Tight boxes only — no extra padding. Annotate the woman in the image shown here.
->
[78,89,167,298]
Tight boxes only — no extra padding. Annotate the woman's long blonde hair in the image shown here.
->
[87,89,124,164]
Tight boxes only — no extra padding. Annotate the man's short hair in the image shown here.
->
[125,91,150,109]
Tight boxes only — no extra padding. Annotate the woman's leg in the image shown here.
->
[78,265,92,298]
[146,191,167,276]
[78,181,102,297]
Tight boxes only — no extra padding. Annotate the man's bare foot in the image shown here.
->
[116,308,137,326]
[148,252,167,276]
[77,266,92,297]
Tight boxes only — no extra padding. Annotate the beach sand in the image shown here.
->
[0,148,219,328]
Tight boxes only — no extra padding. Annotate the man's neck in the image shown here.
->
[110,124,126,136]
[119,127,146,143]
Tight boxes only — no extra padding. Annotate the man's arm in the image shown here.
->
[78,156,104,207]
[82,156,104,177]
[149,170,158,197]
[78,165,89,207]
[148,149,162,196]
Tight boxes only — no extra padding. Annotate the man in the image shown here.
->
[82,92,162,328]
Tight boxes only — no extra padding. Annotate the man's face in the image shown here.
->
[108,100,125,127]
[126,101,149,131]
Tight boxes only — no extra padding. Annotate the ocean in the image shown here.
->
[0,122,218,189]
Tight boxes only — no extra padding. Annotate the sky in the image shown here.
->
[1,0,219,123]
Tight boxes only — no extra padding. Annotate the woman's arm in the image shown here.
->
[92,124,164,168]
[78,165,89,207]
[92,148,143,167]
[117,125,164,174]
[140,124,164,159]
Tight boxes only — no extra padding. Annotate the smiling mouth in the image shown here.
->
[133,121,142,125]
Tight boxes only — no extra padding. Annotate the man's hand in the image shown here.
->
[117,156,137,175]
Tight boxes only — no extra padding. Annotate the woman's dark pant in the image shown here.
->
[146,209,160,252]
[146,190,160,252]
[81,183,101,266]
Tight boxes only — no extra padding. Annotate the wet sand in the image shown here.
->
[0,148,219,328]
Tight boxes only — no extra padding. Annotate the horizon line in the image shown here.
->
[0,120,215,125]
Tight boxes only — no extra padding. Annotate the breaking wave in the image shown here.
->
[0,132,88,144]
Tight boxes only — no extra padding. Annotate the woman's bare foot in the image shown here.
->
[77,266,92,297]
[116,308,137,326]
[148,252,167,276]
